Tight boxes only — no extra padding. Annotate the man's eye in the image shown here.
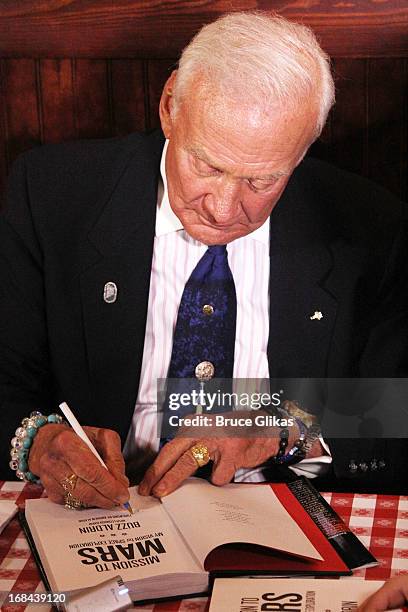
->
[247,177,279,192]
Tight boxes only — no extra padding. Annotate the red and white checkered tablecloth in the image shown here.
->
[0,482,407,611]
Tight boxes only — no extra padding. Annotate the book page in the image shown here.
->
[210,578,397,612]
[161,479,322,567]
[25,487,203,593]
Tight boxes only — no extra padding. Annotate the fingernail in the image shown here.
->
[152,485,167,497]
[115,494,129,505]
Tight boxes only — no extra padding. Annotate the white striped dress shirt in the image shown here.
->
[123,142,331,480]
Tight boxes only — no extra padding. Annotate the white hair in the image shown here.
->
[172,11,335,137]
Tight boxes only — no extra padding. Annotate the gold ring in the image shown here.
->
[190,444,211,468]
[60,473,78,493]
[64,491,85,510]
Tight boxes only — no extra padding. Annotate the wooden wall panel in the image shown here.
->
[0,1,407,58]
[366,58,407,200]
[73,59,111,139]
[0,2,407,201]
[2,59,41,167]
[0,61,7,203]
[111,59,146,135]
[330,59,367,176]
[40,59,76,143]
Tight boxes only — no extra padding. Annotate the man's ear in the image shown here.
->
[159,70,177,139]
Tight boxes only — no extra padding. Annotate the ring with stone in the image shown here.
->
[190,444,211,468]
[60,473,78,493]
[64,491,85,510]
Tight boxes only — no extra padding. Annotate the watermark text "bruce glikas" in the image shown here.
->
[168,413,295,428]
[167,389,282,411]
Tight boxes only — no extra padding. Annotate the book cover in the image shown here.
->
[210,578,407,612]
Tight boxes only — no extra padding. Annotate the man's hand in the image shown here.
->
[139,435,278,497]
[28,424,129,509]
[139,410,324,497]
[358,576,408,611]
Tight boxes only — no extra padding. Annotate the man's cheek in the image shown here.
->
[243,201,272,224]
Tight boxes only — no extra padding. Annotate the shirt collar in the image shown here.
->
[156,139,270,247]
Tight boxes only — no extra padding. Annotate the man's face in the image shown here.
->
[160,77,318,245]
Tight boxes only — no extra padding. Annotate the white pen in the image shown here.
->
[59,402,133,515]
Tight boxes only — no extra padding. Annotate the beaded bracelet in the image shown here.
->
[9,411,64,482]
[275,427,289,460]
[272,430,307,465]
[270,406,306,465]
[272,411,321,465]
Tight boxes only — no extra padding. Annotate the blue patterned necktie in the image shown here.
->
[162,245,236,431]
[168,244,237,380]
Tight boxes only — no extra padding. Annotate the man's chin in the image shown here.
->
[182,220,257,245]
[188,225,251,245]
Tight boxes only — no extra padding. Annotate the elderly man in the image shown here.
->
[1,12,407,509]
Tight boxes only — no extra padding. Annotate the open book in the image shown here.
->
[23,478,375,602]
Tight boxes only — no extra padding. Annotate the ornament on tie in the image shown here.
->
[195,361,215,382]
[194,361,215,415]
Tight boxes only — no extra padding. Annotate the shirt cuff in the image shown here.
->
[289,436,332,478]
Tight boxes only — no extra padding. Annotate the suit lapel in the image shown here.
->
[79,131,164,438]
[267,168,338,377]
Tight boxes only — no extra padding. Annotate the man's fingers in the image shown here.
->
[40,472,65,505]
[84,427,129,488]
[139,438,198,496]
[150,448,201,497]
[47,430,129,504]
[64,476,123,509]
[40,454,125,509]
[105,463,129,488]
[358,576,408,611]
[83,427,129,486]
[43,473,122,509]
[210,456,236,486]
[71,454,129,504]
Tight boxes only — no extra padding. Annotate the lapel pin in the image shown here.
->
[103,282,118,304]
[310,311,323,321]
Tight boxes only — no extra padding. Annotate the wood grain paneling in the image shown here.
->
[366,58,407,199]
[0,1,407,58]
[0,2,407,201]
[40,59,76,143]
[73,59,111,139]
[330,58,367,176]
[0,61,8,203]
[111,59,145,135]
[2,59,41,166]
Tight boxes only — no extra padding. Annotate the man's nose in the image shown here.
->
[204,177,242,224]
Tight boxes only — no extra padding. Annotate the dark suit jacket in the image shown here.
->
[1,130,407,491]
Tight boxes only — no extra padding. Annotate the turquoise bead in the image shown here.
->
[18,459,28,472]
[47,414,59,423]
[25,471,36,482]
[18,449,28,459]
[36,416,47,427]
[23,437,32,449]
[26,426,37,437]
